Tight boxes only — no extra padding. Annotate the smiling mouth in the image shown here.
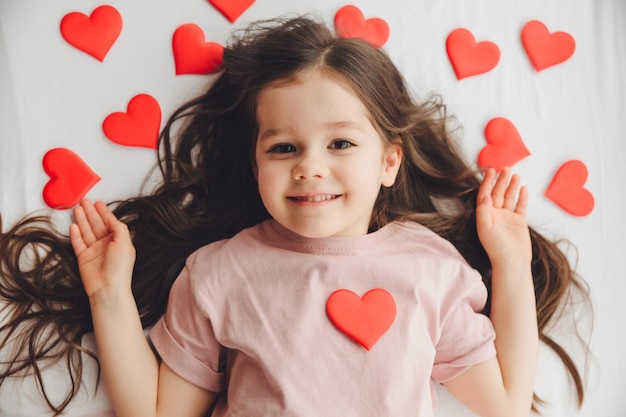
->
[288,194,340,203]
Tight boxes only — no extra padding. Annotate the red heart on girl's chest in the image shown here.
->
[172,24,224,75]
[326,288,396,351]
[545,160,594,216]
[42,148,100,209]
[334,5,389,48]
[102,94,161,149]
[477,117,530,171]
[60,5,122,61]
[446,28,500,80]
[522,20,575,71]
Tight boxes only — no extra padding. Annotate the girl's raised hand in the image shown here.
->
[69,200,136,302]
[476,167,532,266]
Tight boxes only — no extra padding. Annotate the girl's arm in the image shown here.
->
[69,200,218,417]
[444,167,538,417]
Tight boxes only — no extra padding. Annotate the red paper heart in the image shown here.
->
[172,24,224,75]
[208,0,254,23]
[60,5,122,62]
[545,160,594,217]
[522,20,575,71]
[326,288,396,350]
[478,117,530,172]
[42,148,100,209]
[446,28,500,80]
[334,5,389,49]
[102,94,161,149]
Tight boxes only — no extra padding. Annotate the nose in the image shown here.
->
[292,152,330,180]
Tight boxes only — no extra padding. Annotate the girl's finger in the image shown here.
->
[93,201,117,225]
[491,167,512,208]
[502,173,521,211]
[477,167,496,205]
[69,223,87,255]
[514,185,529,216]
[95,201,133,245]
[83,200,109,240]
[73,204,97,246]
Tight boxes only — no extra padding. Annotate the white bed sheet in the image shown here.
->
[1,0,625,415]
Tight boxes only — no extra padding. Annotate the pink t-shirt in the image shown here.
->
[150,219,496,416]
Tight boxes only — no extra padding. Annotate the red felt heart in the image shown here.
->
[522,20,575,72]
[477,117,530,172]
[60,5,122,62]
[334,5,389,49]
[326,288,396,351]
[42,148,100,209]
[208,0,254,23]
[545,160,594,217]
[446,28,500,80]
[172,24,224,75]
[102,94,161,149]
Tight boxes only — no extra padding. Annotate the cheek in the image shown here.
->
[255,167,269,192]
[342,153,386,184]
[254,172,272,210]
[255,163,282,198]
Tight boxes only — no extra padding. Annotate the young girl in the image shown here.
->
[0,15,587,416]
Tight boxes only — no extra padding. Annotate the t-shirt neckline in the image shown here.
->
[262,219,402,255]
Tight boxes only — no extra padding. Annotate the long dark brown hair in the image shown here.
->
[0,15,589,415]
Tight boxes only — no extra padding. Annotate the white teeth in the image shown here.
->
[295,195,335,202]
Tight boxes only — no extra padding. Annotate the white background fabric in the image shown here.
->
[0,0,624,415]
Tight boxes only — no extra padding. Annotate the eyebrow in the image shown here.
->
[258,121,364,142]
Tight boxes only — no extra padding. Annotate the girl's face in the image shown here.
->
[254,71,402,238]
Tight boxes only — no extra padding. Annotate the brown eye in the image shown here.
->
[269,143,296,153]
[329,139,354,150]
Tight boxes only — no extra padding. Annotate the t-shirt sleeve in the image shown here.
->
[431,264,496,384]
[149,263,226,393]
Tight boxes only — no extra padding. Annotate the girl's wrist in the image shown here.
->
[489,259,532,281]
[88,284,134,309]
